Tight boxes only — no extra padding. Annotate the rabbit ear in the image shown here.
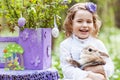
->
[99,51,109,57]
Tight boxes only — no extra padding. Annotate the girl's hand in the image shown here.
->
[83,65,105,76]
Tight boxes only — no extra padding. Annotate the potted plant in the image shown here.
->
[0,0,69,70]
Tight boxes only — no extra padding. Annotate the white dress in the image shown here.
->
[60,35,114,80]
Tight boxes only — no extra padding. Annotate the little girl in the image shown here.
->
[60,2,114,80]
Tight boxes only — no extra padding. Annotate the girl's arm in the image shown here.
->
[103,57,114,77]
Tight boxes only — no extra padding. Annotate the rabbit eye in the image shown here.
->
[88,48,92,52]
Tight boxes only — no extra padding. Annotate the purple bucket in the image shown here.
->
[0,28,52,70]
[18,28,52,70]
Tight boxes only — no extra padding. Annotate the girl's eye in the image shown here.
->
[77,20,82,23]
[87,20,92,23]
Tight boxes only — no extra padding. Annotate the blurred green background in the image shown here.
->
[0,0,120,80]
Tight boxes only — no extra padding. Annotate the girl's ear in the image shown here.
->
[99,51,109,57]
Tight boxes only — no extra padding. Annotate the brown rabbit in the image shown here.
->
[67,46,109,80]
[67,46,109,69]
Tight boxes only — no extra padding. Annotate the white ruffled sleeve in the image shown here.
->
[96,40,114,78]
[60,43,89,80]
[103,58,114,77]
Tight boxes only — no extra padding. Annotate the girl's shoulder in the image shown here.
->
[60,37,73,47]
[91,37,107,52]
[91,37,104,45]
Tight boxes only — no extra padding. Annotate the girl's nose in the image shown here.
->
[82,22,88,27]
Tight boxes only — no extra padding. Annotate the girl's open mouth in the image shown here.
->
[79,29,89,32]
[79,29,89,35]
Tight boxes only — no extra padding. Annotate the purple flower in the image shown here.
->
[86,2,97,13]
[18,17,26,27]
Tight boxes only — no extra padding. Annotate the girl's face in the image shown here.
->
[72,10,94,39]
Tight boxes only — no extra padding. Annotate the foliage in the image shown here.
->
[0,0,68,32]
